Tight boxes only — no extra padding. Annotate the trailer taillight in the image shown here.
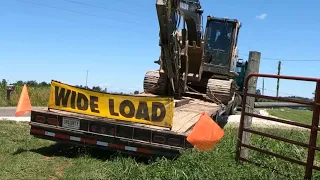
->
[47,118,58,125]
[168,138,181,146]
[91,125,97,132]
[153,135,166,144]
[35,116,46,123]
[100,127,106,134]
[110,128,115,136]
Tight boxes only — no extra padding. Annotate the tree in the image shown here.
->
[134,90,139,94]
[92,86,102,92]
[313,91,315,101]
[15,80,24,86]
[0,79,7,89]
[256,89,261,95]
[39,81,49,86]
[26,80,38,86]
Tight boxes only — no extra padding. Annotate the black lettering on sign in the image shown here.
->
[90,96,100,113]
[77,92,88,110]
[119,100,135,118]
[70,90,77,109]
[152,102,166,122]
[54,86,100,113]
[109,99,119,116]
[107,98,167,123]
[135,101,150,120]
[55,86,70,107]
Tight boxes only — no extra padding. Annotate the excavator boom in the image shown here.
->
[155,0,203,98]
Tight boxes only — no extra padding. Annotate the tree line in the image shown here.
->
[0,79,140,94]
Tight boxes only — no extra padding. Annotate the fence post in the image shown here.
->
[239,51,261,159]
[6,84,15,106]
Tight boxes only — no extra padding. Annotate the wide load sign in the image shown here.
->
[48,80,174,128]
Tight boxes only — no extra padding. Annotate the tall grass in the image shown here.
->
[0,85,50,107]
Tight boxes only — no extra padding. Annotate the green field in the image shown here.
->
[266,108,313,125]
[1,121,320,180]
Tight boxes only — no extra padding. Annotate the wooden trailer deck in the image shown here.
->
[133,97,221,134]
[34,94,221,136]
[134,93,222,134]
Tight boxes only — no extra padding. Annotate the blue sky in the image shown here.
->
[1,0,319,98]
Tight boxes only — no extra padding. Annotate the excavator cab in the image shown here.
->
[202,16,241,78]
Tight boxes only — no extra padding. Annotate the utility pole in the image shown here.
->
[262,78,265,95]
[276,61,281,97]
[85,70,89,89]
[237,51,261,160]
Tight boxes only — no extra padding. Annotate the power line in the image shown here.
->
[17,10,153,38]
[257,86,308,97]
[239,53,320,62]
[15,0,154,28]
[115,0,151,8]
[62,0,148,17]
[13,0,320,63]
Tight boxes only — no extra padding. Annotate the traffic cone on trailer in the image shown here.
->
[15,84,32,117]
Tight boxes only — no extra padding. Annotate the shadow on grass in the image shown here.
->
[12,142,163,164]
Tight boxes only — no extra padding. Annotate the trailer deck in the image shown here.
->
[135,98,221,134]
[32,96,221,136]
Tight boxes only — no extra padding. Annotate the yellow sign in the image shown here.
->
[48,80,174,128]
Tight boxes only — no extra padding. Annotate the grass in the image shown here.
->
[266,108,313,125]
[0,85,50,107]
[1,121,320,179]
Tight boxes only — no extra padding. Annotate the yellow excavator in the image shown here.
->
[143,0,242,112]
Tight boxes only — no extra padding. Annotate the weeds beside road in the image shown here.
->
[0,85,50,107]
[1,121,319,180]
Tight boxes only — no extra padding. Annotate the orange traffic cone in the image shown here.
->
[15,84,32,117]
[186,112,225,151]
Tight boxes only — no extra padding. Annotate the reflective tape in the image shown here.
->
[125,146,137,152]
[70,136,81,142]
[97,141,108,147]
[30,127,153,155]
[45,131,55,137]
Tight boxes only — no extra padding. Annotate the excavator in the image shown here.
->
[143,0,243,109]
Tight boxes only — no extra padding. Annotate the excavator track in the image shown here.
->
[206,78,237,105]
[144,70,238,106]
[143,70,167,95]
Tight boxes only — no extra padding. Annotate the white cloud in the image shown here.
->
[256,13,267,20]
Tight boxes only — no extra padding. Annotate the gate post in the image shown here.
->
[236,51,261,160]
[304,81,320,180]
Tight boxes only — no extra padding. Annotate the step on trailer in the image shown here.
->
[29,80,233,158]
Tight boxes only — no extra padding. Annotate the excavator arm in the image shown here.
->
[145,1,243,107]
[155,0,203,98]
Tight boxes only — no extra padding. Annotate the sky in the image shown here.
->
[1,0,320,98]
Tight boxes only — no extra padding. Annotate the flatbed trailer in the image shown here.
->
[29,92,231,158]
